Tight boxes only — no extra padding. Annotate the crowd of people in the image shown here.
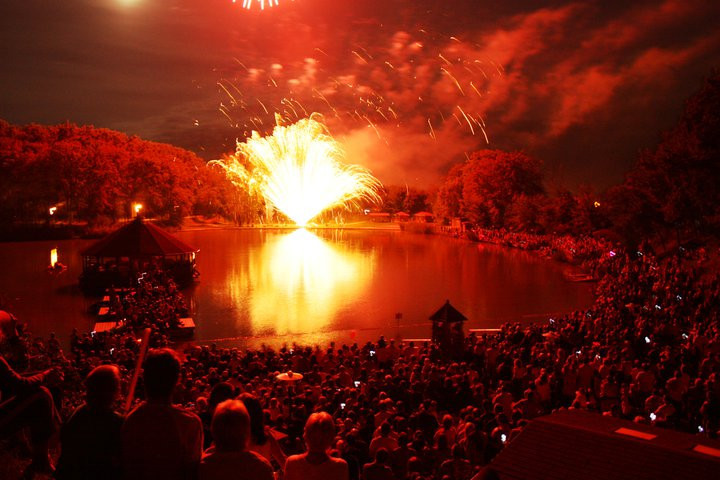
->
[1,230,720,480]
[96,270,189,332]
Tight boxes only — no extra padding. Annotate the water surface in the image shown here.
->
[0,229,594,347]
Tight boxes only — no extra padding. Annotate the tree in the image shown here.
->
[607,71,720,241]
[435,149,544,228]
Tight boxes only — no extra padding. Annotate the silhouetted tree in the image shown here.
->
[435,149,544,228]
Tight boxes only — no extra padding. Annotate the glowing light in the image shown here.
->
[213,116,382,226]
[236,0,280,10]
[227,229,375,336]
[133,203,143,216]
[50,248,58,268]
[49,207,57,216]
[594,201,601,208]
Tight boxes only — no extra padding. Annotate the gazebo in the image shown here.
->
[79,217,198,293]
[413,211,434,223]
[393,212,410,222]
[430,300,467,355]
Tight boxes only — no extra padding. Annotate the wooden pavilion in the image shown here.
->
[79,217,198,293]
[430,300,467,355]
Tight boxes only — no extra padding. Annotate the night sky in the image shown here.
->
[1,0,719,188]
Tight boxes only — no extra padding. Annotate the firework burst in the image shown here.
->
[213,115,382,225]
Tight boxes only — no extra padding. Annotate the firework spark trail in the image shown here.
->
[217,29,504,141]
[212,116,382,225]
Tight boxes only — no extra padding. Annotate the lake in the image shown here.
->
[0,228,595,347]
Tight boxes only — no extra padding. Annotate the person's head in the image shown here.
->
[212,400,251,452]
[452,444,465,459]
[209,382,235,410]
[375,448,389,464]
[380,422,391,437]
[143,348,181,401]
[0,310,18,341]
[303,411,336,453]
[239,392,268,445]
[85,365,120,409]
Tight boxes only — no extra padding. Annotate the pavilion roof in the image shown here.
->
[429,300,467,323]
[81,217,198,258]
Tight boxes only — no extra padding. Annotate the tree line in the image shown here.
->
[2,71,717,241]
[0,121,235,227]
[432,71,720,246]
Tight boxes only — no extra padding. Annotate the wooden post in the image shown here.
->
[124,328,151,414]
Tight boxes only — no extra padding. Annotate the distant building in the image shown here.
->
[393,211,410,222]
[413,211,434,223]
[367,212,391,223]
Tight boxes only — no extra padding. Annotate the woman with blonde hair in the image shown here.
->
[284,412,348,480]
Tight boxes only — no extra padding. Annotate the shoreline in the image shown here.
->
[0,217,404,242]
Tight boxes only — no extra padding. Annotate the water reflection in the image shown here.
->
[230,229,375,335]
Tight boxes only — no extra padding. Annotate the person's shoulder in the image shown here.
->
[124,401,149,419]
[241,449,273,466]
[329,455,348,465]
[65,403,90,421]
[285,453,305,464]
[170,404,202,424]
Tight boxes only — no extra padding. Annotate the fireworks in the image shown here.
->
[216,29,502,144]
[213,116,382,226]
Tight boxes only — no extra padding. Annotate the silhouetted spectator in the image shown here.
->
[239,392,287,472]
[55,365,123,480]
[121,348,203,480]
[199,399,273,480]
[361,448,395,480]
[0,311,60,478]
[285,412,349,480]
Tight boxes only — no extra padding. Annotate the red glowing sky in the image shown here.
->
[1,0,719,188]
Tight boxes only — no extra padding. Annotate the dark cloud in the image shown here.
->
[1,0,718,188]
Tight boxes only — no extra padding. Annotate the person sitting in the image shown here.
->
[55,365,124,480]
[121,348,203,480]
[285,411,349,480]
[199,399,274,480]
[201,382,235,449]
[361,448,395,480]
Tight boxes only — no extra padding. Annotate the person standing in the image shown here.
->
[0,310,61,478]
[199,399,274,480]
[285,412,348,480]
[121,348,203,480]
[55,365,124,480]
